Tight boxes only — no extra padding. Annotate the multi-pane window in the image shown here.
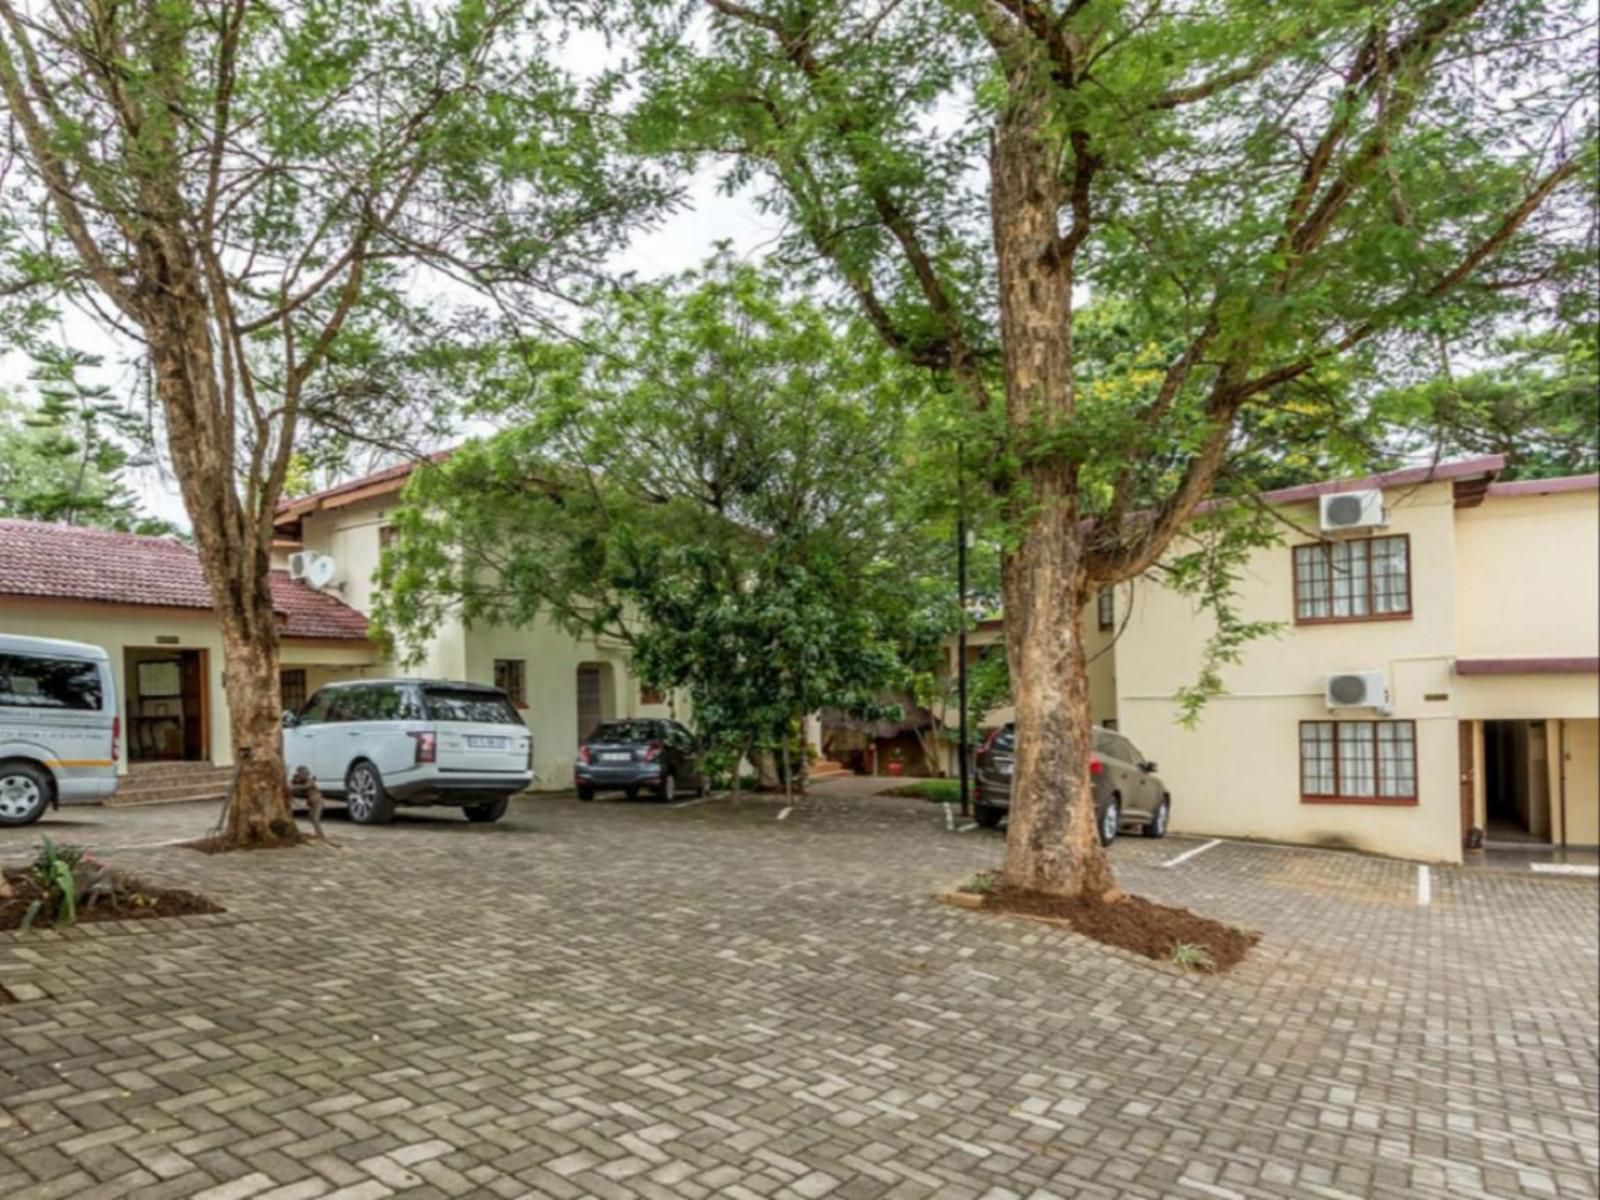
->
[1293,535,1411,622]
[378,524,397,551]
[1096,587,1115,631]
[494,658,526,707]
[640,683,666,705]
[279,669,307,714]
[1300,720,1417,803]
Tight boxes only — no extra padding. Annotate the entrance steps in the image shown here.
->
[109,761,233,807]
[808,760,853,782]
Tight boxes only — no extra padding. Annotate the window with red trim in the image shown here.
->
[1293,535,1411,622]
[1300,720,1417,804]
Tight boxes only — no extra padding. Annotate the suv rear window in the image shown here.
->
[423,687,521,725]
[0,653,103,711]
[989,725,1015,753]
[590,720,662,743]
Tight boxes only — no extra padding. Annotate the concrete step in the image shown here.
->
[111,763,234,806]
[125,760,224,780]
[108,787,229,808]
[808,761,853,781]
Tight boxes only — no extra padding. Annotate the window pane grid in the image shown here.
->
[1300,719,1416,803]
[1294,536,1410,622]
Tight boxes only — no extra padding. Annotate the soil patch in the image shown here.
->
[966,883,1259,974]
[1,867,223,931]
[181,832,305,855]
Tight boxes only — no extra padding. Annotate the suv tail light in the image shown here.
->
[643,743,662,762]
[112,715,120,763]
[578,745,591,765]
[409,731,437,764]
[1089,755,1103,776]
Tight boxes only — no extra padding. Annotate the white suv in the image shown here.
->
[284,679,532,824]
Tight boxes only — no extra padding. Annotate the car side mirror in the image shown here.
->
[1142,760,1157,773]
[281,711,298,729]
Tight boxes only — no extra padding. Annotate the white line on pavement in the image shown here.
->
[1416,864,1431,906]
[1161,838,1221,869]
[668,793,717,809]
[1530,862,1600,877]
[943,802,954,831]
[776,806,792,821]
[957,823,977,833]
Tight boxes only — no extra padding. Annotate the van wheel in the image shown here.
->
[1143,798,1171,839]
[0,762,50,826]
[1098,798,1121,847]
[974,804,1004,829]
[344,762,394,825]
[465,797,509,823]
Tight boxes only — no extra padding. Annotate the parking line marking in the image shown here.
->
[943,803,954,831]
[957,822,977,833]
[1161,839,1221,869]
[1530,862,1600,877]
[668,794,716,809]
[1416,864,1431,906]
[776,806,793,821]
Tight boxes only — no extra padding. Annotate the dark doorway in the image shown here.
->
[1482,719,1551,844]
[124,647,208,763]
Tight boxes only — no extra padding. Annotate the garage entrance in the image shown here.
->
[1481,719,1551,844]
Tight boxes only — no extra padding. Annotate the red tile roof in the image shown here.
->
[0,519,369,641]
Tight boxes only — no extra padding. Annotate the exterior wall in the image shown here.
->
[1455,488,1600,663]
[1117,480,1466,862]
[0,597,374,773]
[1557,719,1598,847]
[293,495,664,791]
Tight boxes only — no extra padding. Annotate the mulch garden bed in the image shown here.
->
[946,879,1259,974]
[1,867,223,931]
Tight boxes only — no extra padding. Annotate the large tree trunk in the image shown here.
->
[990,78,1117,900]
[146,288,296,847]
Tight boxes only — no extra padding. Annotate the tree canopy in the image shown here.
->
[377,254,921,772]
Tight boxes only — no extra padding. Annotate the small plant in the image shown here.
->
[1170,942,1216,973]
[964,870,999,896]
[19,838,116,932]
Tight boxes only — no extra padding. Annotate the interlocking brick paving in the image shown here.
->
[2,785,1596,1199]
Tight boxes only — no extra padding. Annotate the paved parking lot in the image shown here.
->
[2,784,1597,1200]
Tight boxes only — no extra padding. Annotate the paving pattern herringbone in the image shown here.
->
[1,786,1596,1200]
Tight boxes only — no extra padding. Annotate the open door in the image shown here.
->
[180,650,207,762]
[1459,721,1476,848]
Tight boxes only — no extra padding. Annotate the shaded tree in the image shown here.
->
[0,1,664,845]
[630,0,1596,897]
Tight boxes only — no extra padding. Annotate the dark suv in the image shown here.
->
[576,719,705,802]
[973,723,1171,844]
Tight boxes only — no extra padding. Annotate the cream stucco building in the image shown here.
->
[272,462,674,791]
[1109,457,1598,864]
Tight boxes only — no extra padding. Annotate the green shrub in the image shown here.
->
[20,838,116,932]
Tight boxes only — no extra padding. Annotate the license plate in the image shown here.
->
[998,762,1012,776]
[467,736,507,749]
[602,752,631,762]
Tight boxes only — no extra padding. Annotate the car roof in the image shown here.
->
[318,678,502,693]
[0,633,111,661]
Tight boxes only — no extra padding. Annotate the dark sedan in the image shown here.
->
[973,723,1171,844]
[576,718,706,802]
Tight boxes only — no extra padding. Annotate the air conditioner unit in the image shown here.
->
[1320,489,1385,533]
[287,550,314,581]
[1325,671,1390,712]
[305,554,340,590]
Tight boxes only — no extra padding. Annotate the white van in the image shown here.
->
[0,634,120,826]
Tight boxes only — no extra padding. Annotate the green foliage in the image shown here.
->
[377,252,927,762]
[20,838,116,932]
[0,351,176,535]
[1170,942,1216,973]
[888,778,962,803]
[962,870,999,896]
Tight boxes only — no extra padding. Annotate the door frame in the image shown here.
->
[1458,720,1475,847]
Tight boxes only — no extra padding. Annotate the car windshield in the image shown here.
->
[589,721,661,744]
[422,688,520,725]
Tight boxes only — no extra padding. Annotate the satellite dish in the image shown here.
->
[306,554,338,589]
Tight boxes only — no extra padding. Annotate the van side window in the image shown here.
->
[0,653,103,710]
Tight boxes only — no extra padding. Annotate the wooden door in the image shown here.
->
[179,651,206,762]
[576,664,602,745]
[1458,721,1476,847]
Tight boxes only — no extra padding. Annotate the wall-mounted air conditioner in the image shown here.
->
[287,550,314,581]
[1320,489,1386,533]
[1325,671,1390,713]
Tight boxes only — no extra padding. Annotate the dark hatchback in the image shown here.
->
[973,723,1171,845]
[576,718,706,802]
